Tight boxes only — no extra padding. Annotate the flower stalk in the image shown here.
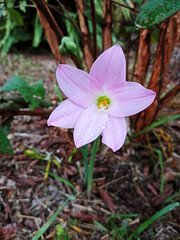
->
[81,137,99,197]
[87,137,99,197]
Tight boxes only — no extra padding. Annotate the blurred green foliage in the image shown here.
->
[136,0,180,29]
[0,0,44,56]
[0,76,46,110]
[0,126,13,155]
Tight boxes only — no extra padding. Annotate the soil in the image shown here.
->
[0,52,180,240]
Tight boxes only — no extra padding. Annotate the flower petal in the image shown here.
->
[47,99,84,128]
[102,116,127,152]
[108,82,156,117]
[56,64,93,107]
[74,106,108,148]
[89,45,126,89]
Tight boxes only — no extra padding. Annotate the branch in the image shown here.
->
[134,29,151,85]
[0,109,51,117]
[102,0,112,50]
[34,0,63,40]
[109,0,139,13]
[36,8,62,64]
[135,12,180,133]
[90,0,97,60]
[75,0,93,70]
[159,84,180,111]
[34,0,81,68]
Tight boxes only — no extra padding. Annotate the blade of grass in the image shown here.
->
[151,147,164,194]
[133,144,164,193]
[32,196,72,240]
[129,202,179,239]
[80,144,88,184]
[68,147,77,163]
[129,114,180,139]
[87,137,100,196]
[43,159,51,184]
[163,192,180,204]
[40,167,76,196]
[107,213,138,222]
[54,84,63,102]
[94,220,108,233]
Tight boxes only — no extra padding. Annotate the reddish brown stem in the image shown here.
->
[159,84,180,111]
[36,8,62,64]
[75,0,93,70]
[34,0,63,40]
[135,13,180,133]
[34,0,82,68]
[90,0,97,60]
[135,29,151,85]
[102,0,112,50]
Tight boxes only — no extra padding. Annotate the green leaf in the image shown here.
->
[19,0,27,13]
[29,98,41,110]
[54,84,63,103]
[45,170,77,196]
[33,14,43,48]
[32,197,73,240]
[135,0,180,29]
[60,36,77,53]
[8,9,24,26]
[94,220,108,233]
[129,202,180,239]
[31,79,45,99]
[1,76,46,110]
[0,126,13,155]
[107,213,138,222]
[1,117,13,135]
[129,114,180,139]
[0,76,26,92]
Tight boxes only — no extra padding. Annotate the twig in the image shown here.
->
[90,0,97,60]
[17,214,44,239]
[48,4,82,37]
[0,109,51,117]
[34,0,63,40]
[102,0,112,50]
[134,29,151,85]
[14,133,49,140]
[99,173,130,189]
[75,0,93,70]
[72,203,95,213]
[109,0,139,13]
[159,84,180,111]
[34,0,81,68]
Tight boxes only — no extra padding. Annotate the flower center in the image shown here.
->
[97,96,110,111]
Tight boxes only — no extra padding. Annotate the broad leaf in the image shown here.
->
[135,0,180,29]
[0,126,13,155]
[33,14,43,48]
[8,9,24,26]
[0,76,25,92]
[31,79,45,99]
[0,76,45,110]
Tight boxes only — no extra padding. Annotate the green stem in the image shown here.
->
[87,137,100,197]
[80,145,88,184]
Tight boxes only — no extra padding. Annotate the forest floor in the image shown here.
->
[0,52,180,240]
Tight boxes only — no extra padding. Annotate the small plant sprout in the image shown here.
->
[47,45,156,194]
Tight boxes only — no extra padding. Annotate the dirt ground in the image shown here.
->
[0,52,180,240]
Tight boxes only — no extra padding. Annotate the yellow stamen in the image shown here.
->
[97,96,110,110]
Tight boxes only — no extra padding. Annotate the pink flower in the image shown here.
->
[47,45,155,152]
